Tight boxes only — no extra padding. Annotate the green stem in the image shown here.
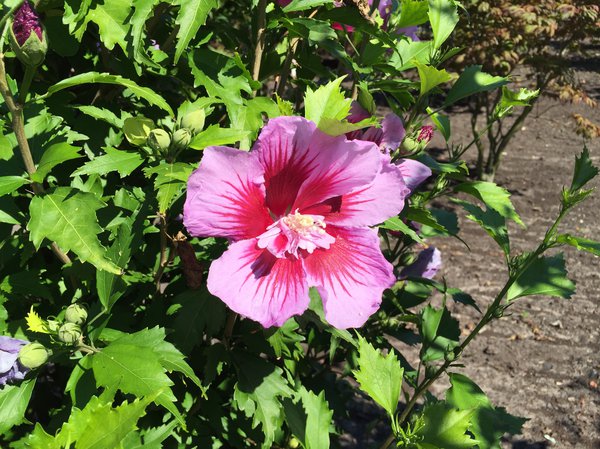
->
[252,0,267,88]
[18,64,35,105]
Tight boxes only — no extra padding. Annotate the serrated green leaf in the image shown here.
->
[174,0,218,64]
[428,0,459,50]
[570,146,598,192]
[31,142,81,183]
[144,162,193,213]
[131,0,162,69]
[305,77,354,135]
[54,395,153,449]
[73,147,145,177]
[233,353,292,448]
[454,181,523,226]
[416,402,478,449]
[447,373,526,449]
[0,378,36,434]
[46,72,173,116]
[28,187,121,274]
[283,0,333,12]
[389,39,432,71]
[417,62,452,96]
[284,386,333,449]
[353,337,403,418]
[444,65,507,106]
[507,253,576,301]
[0,176,28,197]
[85,0,132,52]
[494,86,539,119]
[556,234,600,256]
[453,199,509,255]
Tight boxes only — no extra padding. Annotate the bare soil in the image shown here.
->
[423,68,600,448]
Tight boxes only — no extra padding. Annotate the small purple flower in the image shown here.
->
[400,246,442,280]
[0,336,29,386]
[417,125,434,144]
[12,1,43,47]
[398,26,419,41]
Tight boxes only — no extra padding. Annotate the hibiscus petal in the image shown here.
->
[304,227,395,328]
[302,153,409,227]
[397,158,432,192]
[183,146,272,241]
[207,239,310,327]
[254,116,381,216]
[381,113,406,152]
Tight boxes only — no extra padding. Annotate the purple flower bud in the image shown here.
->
[0,336,29,386]
[417,125,434,143]
[9,1,48,68]
[12,1,43,47]
[400,246,442,280]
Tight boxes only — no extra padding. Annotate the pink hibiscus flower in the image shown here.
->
[184,116,427,328]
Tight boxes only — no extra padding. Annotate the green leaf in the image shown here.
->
[73,147,145,177]
[454,181,523,226]
[416,402,478,449]
[189,125,250,150]
[304,77,354,135]
[444,66,507,106]
[85,0,132,52]
[0,378,36,434]
[395,0,430,28]
[131,0,162,69]
[381,217,424,243]
[173,0,218,64]
[283,0,333,12]
[144,162,193,213]
[419,207,459,238]
[453,199,509,255]
[507,253,576,301]
[570,146,598,192]
[46,72,173,116]
[428,0,459,50]
[494,86,539,119]
[0,135,13,161]
[353,337,403,418]
[428,109,451,141]
[28,187,121,274]
[419,305,460,362]
[556,234,600,256]
[0,176,28,197]
[417,62,452,96]
[447,373,526,449]
[233,353,292,448]
[389,39,432,71]
[55,395,153,449]
[31,142,81,183]
[284,387,333,449]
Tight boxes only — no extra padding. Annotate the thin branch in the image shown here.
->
[252,0,267,86]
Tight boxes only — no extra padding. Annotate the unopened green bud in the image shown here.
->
[18,342,49,369]
[58,323,82,344]
[180,109,206,134]
[65,304,88,325]
[444,349,457,362]
[401,137,418,153]
[9,2,48,68]
[288,437,300,449]
[147,129,171,154]
[123,117,155,146]
[171,128,192,152]
[492,307,505,319]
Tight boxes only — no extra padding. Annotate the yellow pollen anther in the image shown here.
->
[283,210,325,235]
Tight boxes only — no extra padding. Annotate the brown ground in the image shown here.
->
[422,66,600,448]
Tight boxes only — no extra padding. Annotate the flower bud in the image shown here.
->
[9,1,48,68]
[171,128,192,152]
[147,129,171,154]
[401,137,419,153]
[123,117,155,146]
[64,304,88,325]
[180,109,206,134]
[288,437,300,449]
[58,323,82,345]
[417,125,434,144]
[18,342,49,369]
[46,319,60,333]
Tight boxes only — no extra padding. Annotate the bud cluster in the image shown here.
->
[123,108,205,159]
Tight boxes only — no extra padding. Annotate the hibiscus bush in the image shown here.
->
[0,0,598,448]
